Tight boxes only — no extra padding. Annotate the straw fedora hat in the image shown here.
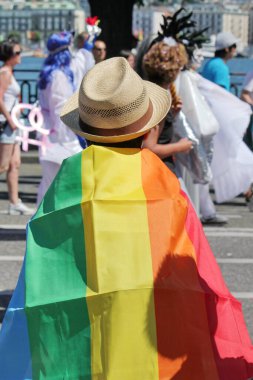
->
[60,57,171,143]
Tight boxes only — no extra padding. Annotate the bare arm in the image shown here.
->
[143,123,193,159]
[0,71,17,130]
[241,90,253,107]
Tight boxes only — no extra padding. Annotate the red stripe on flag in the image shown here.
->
[182,191,253,380]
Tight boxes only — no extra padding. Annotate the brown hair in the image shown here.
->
[0,38,19,62]
[143,42,188,86]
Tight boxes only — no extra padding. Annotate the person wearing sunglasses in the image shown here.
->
[0,39,34,215]
[92,40,107,64]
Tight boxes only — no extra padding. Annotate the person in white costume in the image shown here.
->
[199,32,253,206]
[197,72,253,204]
[37,32,82,205]
[177,67,219,219]
[71,31,95,89]
[137,10,213,215]
[176,36,227,224]
[71,16,101,87]
[72,49,95,88]
[177,27,253,223]
[240,71,253,209]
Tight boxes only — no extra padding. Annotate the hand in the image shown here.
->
[9,119,17,131]
[176,138,193,153]
[171,100,182,116]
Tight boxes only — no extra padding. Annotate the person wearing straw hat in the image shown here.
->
[1,57,253,380]
[60,56,169,145]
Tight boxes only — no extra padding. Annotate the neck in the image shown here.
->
[3,62,13,72]
[161,82,169,90]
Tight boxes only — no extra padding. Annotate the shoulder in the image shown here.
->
[213,58,228,72]
[0,68,12,80]
[204,58,223,68]
[141,148,182,198]
[202,59,215,75]
[204,58,228,81]
[0,68,12,89]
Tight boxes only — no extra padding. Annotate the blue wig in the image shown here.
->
[38,32,75,90]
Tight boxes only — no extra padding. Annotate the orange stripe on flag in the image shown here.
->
[141,149,219,380]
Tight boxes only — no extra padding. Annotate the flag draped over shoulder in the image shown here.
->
[0,146,253,380]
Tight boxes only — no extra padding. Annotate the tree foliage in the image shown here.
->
[7,31,21,43]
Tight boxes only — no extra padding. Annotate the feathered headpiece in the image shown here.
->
[180,27,209,60]
[150,8,196,48]
[149,8,209,64]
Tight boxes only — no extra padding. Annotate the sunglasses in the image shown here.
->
[94,47,106,52]
[13,50,22,56]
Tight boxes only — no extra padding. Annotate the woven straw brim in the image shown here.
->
[60,81,171,143]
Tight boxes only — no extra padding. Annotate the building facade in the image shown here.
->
[132,5,171,40]
[79,0,91,17]
[133,3,249,51]
[248,7,253,44]
[0,1,85,47]
[189,3,249,50]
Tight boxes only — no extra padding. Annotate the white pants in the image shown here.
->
[179,166,200,217]
[199,183,216,218]
[37,161,61,206]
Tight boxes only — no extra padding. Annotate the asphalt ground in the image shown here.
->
[0,152,253,344]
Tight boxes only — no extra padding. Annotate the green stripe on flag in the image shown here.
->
[25,152,91,380]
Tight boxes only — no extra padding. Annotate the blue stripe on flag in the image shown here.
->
[0,261,32,379]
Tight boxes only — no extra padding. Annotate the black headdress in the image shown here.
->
[181,27,210,60]
[149,7,209,58]
[150,8,196,48]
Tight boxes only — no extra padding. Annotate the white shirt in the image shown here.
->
[71,49,95,89]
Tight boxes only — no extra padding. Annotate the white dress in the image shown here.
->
[176,70,220,216]
[197,73,253,203]
[37,70,82,204]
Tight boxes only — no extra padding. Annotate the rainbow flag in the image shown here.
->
[0,146,253,380]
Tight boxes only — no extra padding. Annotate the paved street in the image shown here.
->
[0,152,253,342]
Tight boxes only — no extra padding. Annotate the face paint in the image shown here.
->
[191,48,204,68]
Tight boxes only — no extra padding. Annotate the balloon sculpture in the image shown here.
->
[11,103,50,155]
[84,16,101,51]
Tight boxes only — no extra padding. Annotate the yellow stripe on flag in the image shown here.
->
[81,146,159,380]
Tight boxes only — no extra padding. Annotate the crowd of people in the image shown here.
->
[0,8,253,380]
[0,17,252,223]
